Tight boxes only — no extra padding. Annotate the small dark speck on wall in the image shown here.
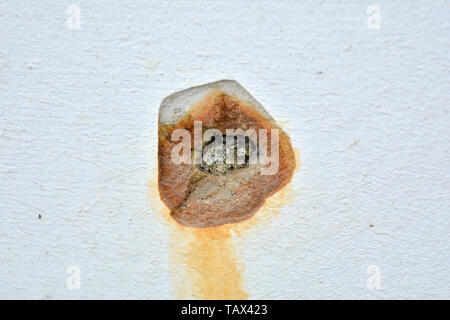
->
[38,214,42,219]
[370,224,374,227]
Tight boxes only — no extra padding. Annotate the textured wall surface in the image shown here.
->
[1,1,449,299]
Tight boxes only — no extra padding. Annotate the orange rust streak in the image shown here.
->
[149,171,247,299]
[148,167,299,299]
[183,226,248,299]
[148,135,300,300]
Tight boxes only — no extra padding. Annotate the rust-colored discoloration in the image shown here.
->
[158,90,296,228]
[175,226,248,299]
[148,165,299,299]
[148,171,247,299]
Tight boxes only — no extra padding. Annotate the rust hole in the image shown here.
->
[158,81,296,228]
[195,134,257,175]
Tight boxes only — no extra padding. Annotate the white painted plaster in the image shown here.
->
[0,1,449,299]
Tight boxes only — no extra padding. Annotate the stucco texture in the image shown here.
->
[0,1,449,299]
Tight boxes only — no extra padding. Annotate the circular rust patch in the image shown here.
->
[158,82,295,228]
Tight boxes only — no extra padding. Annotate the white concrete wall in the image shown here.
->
[0,0,449,299]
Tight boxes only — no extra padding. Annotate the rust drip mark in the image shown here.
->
[148,175,297,299]
[148,148,299,299]
[179,226,248,299]
[150,81,300,299]
[148,172,246,299]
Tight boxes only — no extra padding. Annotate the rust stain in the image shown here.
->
[147,146,299,299]
[176,226,247,299]
[147,87,301,299]
[158,90,296,228]
[294,148,301,173]
[148,171,247,299]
